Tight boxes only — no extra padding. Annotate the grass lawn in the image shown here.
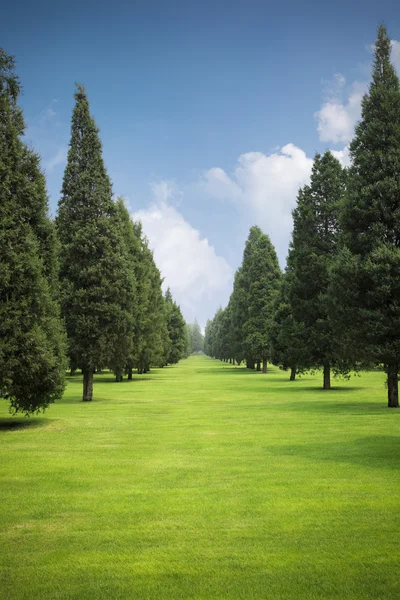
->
[1,355,399,599]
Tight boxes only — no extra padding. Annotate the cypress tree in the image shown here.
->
[131,223,168,373]
[241,226,282,372]
[189,320,204,353]
[0,49,66,414]
[57,85,134,401]
[270,271,306,380]
[165,288,186,364]
[289,152,345,389]
[330,25,400,407]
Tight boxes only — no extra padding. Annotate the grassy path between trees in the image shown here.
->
[1,355,399,599]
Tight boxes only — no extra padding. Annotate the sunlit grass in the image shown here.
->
[1,355,399,599]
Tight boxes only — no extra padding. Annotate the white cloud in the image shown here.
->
[133,196,232,326]
[315,75,367,144]
[199,144,313,265]
[331,145,351,167]
[392,40,400,74]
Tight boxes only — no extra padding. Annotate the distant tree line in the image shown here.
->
[0,54,188,413]
[204,26,400,408]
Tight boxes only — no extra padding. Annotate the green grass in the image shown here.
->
[1,355,399,599]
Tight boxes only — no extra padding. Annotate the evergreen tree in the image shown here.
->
[57,85,134,400]
[229,268,247,365]
[0,49,66,414]
[204,318,214,357]
[241,226,282,372]
[330,25,400,406]
[165,288,186,364]
[131,224,168,373]
[190,320,204,353]
[270,271,306,380]
[111,199,139,381]
[289,152,345,389]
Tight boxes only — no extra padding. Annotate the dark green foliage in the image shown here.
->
[330,25,400,406]
[270,272,306,380]
[239,226,281,371]
[205,227,281,369]
[289,151,345,388]
[130,222,169,372]
[164,288,186,364]
[0,49,66,414]
[57,85,134,399]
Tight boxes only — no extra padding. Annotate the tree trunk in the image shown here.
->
[323,363,331,390]
[83,370,93,402]
[70,368,76,376]
[387,365,399,408]
[127,367,133,381]
[256,360,261,371]
[246,359,255,369]
[262,357,267,373]
[290,367,296,381]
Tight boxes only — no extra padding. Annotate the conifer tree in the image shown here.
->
[130,224,168,373]
[289,152,345,389]
[330,25,400,406]
[270,271,306,380]
[164,288,186,364]
[0,49,66,414]
[57,85,134,400]
[110,199,139,381]
[241,226,282,372]
[189,320,204,353]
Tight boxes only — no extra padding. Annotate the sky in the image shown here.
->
[2,0,400,328]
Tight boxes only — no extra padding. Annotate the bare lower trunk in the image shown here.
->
[70,368,76,376]
[387,364,399,408]
[246,360,255,370]
[256,360,261,372]
[262,357,267,373]
[323,363,331,390]
[127,367,133,381]
[83,370,93,402]
[290,367,296,381]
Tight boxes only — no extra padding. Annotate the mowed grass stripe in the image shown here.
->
[0,355,399,599]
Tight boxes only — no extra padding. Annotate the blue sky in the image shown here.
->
[2,0,400,327]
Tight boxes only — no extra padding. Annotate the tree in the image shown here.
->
[57,85,134,401]
[111,198,139,381]
[0,49,66,414]
[270,271,306,380]
[288,151,345,389]
[241,226,282,372]
[330,25,400,407]
[130,222,169,373]
[165,288,186,364]
[189,320,204,353]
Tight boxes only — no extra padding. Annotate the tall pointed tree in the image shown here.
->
[164,288,186,364]
[330,25,400,407]
[0,49,66,414]
[289,152,345,389]
[241,226,282,372]
[57,85,134,401]
[270,270,306,381]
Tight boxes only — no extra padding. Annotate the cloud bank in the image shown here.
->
[133,196,232,327]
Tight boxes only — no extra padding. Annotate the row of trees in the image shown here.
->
[205,26,400,408]
[0,52,187,413]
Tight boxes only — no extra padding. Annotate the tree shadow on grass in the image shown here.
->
[273,435,400,471]
[0,418,48,432]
